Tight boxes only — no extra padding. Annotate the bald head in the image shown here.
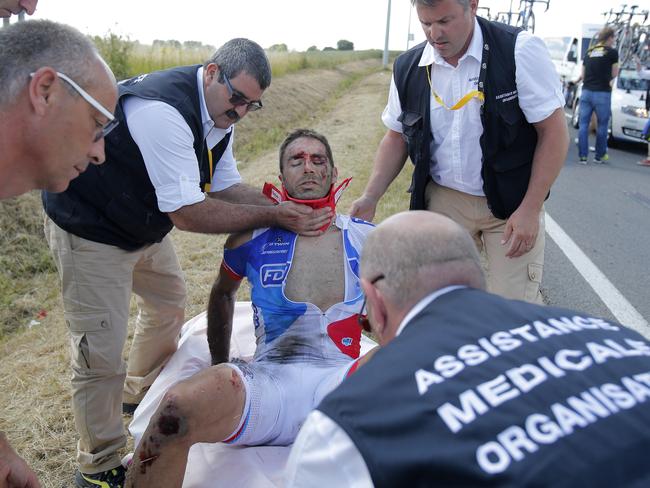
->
[361,211,485,309]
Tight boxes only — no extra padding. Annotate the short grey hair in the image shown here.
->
[279,129,334,171]
[411,0,470,9]
[0,20,100,108]
[205,38,271,91]
[361,212,485,304]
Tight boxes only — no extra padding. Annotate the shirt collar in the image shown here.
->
[395,285,466,337]
[196,66,214,137]
[418,18,483,68]
[197,66,233,146]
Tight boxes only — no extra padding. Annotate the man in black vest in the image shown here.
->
[286,211,650,487]
[350,0,569,304]
[0,18,116,488]
[634,56,650,167]
[41,39,332,487]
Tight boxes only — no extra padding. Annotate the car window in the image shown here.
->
[617,70,650,91]
[544,37,571,61]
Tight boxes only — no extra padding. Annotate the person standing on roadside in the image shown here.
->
[634,55,650,167]
[42,38,332,488]
[350,0,568,304]
[577,27,619,165]
[0,16,118,488]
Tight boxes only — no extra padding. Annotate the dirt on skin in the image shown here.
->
[0,59,415,488]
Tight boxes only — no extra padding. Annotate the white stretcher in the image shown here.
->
[129,302,377,487]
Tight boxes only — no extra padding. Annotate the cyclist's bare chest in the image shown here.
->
[285,228,344,311]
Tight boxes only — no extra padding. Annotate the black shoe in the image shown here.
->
[74,466,126,488]
[122,402,139,416]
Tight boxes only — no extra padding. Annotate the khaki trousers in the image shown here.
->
[425,181,544,303]
[44,217,186,473]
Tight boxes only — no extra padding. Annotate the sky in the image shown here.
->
[14,0,641,52]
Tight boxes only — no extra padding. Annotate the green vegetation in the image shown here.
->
[0,192,57,337]
[90,32,382,80]
[0,33,387,340]
[337,39,354,51]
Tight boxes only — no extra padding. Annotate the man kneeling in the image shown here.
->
[126,129,373,486]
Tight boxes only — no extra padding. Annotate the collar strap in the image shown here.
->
[263,178,352,231]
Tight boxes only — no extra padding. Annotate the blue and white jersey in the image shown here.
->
[222,215,374,363]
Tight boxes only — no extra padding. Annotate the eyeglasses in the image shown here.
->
[222,72,263,112]
[30,71,119,142]
[357,274,385,333]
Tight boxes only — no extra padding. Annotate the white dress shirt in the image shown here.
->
[284,286,465,487]
[122,66,242,213]
[382,19,564,196]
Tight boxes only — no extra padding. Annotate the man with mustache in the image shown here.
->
[42,41,331,487]
[351,0,569,304]
[0,15,118,488]
[125,129,374,486]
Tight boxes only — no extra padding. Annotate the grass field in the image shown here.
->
[0,57,414,486]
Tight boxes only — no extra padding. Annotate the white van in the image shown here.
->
[544,24,602,105]
[571,68,649,145]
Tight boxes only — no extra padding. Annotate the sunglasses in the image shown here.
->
[357,274,385,333]
[222,72,263,112]
[31,71,119,142]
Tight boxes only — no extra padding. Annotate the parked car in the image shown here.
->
[571,68,649,145]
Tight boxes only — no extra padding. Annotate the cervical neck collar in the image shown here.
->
[263,178,352,230]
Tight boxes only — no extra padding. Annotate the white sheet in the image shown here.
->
[129,302,377,487]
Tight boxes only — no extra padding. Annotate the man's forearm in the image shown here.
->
[207,282,235,365]
[209,183,272,206]
[170,198,277,234]
[521,108,569,211]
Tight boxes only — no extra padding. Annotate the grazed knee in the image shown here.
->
[153,389,192,439]
[136,389,192,474]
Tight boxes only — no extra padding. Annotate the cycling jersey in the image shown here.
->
[222,214,374,363]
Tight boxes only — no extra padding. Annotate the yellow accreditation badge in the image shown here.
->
[426,64,485,110]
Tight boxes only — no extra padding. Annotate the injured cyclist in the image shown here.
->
[125,129,374,486]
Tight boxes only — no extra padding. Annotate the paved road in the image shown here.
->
[542,111,649,337]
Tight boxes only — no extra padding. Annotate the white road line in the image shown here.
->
[545,213,649,337]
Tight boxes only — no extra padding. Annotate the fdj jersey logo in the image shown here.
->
[261,264,287,287]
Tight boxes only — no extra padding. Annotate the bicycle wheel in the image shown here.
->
[528,11,535,33]
[618,29,633,66]
[516,11,528,30]
[632,29,649,65]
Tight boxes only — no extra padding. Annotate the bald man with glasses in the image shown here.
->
[0,18,117,488]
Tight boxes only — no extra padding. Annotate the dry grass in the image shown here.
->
[0,193,57,338]
[0,59,415,487]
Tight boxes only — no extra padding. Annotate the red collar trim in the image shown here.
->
[263,178,352,231]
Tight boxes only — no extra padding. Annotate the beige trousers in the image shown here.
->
[44,217,186,473]
[425,181,544,303]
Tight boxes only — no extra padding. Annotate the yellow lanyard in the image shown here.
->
[204,147,213,192]
[426,64,484,110]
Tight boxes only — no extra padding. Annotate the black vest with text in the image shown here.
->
[318,288,650,488]
[42,65,232,251]
[394,18,540,219]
